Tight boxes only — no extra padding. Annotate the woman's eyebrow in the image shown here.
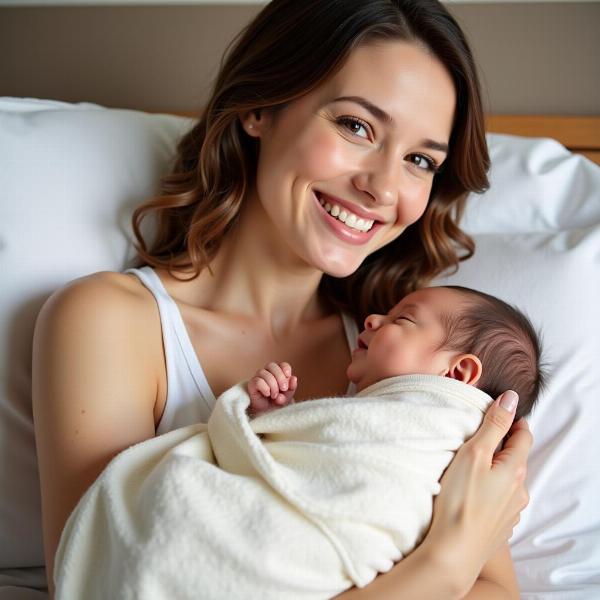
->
[331,95,449,154]
[332,95,393,124]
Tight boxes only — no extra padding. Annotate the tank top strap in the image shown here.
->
[124,266,216,432]
[340,311,359,352]
[340,311,359,395]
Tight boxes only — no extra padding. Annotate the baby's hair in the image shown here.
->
[438,286,548,420]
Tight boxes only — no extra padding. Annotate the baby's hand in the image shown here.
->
[247,362,298,417]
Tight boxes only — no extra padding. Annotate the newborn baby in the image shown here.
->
[248,285,544,423]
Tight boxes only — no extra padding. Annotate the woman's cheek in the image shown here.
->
[396,182,432,226]
[298,131,356,180]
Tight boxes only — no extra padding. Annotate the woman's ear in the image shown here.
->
[239,110,267,137]
[445,354,482,386]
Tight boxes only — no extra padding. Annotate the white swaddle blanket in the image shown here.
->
[54,374,492,600]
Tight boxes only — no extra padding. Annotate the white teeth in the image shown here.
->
[317,195,375,232]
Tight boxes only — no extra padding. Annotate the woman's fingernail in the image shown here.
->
[499,390,519,412]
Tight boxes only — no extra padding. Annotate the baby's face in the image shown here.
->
[347,287,464,392]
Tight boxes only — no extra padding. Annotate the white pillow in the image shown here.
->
[1,98,599,598]
[0,98,193,573]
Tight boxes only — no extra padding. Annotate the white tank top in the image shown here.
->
[124,266,360,435]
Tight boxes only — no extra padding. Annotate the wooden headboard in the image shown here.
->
[168,112,600,166]
[486,115,600,165]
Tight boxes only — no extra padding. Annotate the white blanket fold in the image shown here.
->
[55,374,492,600]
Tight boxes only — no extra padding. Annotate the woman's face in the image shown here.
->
[246,40,456,277]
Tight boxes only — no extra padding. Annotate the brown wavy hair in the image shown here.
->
[130,0,490,322]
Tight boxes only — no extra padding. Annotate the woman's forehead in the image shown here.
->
[319,40,456,138]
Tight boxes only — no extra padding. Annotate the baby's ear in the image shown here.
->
[446,354,482,386]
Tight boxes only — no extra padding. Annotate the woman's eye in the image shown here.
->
[336,116,370,140]
[408,154,440,174]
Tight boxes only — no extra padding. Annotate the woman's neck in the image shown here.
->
[190,196,331,340]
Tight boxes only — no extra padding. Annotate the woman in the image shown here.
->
[32,0,531,598]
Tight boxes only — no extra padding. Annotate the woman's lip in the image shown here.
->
[313,192,383,245]
[315,191,384,223]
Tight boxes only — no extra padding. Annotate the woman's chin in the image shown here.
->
[314,253,366,279]
[296,228,375,278]
[323,266,358,279]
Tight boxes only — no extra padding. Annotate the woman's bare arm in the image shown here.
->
[333,537,465,600]
[336,394,532,599]
[334,543,519,600]
[32,273,161,597]
[463,544,519,599]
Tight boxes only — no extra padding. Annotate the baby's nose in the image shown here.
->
[364,314,384,330]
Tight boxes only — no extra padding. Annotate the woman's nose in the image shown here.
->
[352,149,402,207]
[364,314,384,331]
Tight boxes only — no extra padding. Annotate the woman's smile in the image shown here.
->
[313,190,384,245]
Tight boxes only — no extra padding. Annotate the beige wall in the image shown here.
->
[1,2,598,115]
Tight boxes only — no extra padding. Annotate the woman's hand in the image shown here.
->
[422,390,532,596]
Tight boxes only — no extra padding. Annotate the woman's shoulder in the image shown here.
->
[42,270,154,320]
[36,270,163,380]
[64,269,148,298]
[34,269,165,414]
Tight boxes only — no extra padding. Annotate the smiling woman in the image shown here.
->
[32,1,529,599]
[130,0,489,320]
